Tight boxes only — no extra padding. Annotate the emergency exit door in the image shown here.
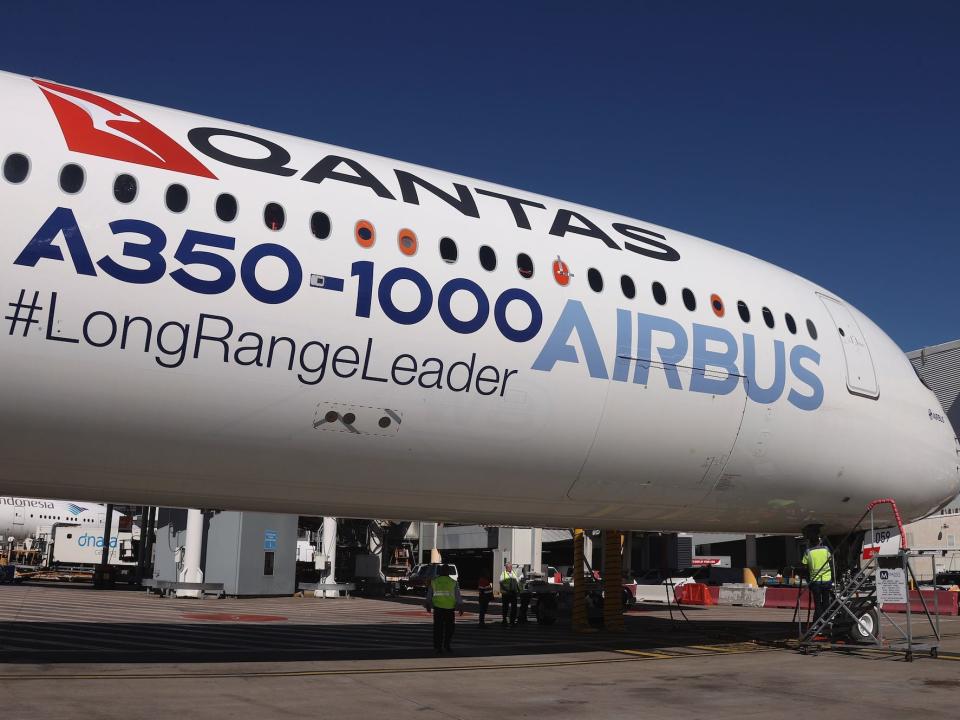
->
[13,508,24,526]
[818,293,879,399]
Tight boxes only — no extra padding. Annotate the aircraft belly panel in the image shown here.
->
[569,361,747,505]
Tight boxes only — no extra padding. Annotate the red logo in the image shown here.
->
[34,79,216,179]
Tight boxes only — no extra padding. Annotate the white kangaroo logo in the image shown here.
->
[41,85,165,162]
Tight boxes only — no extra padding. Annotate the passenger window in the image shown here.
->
[587,268,603,293]
[479,245,497,271]
[710,294,725,317]
[517,253,534,278]
[216,193,238,222]
[682,288,696,311]
[762,306,775,329]
[652,281,667,306]
[3,153,30,183]
[620,275,636,299]
[737,300,750,323]
[785,313,797,334]
[355,220,376,248]
[264,202,285,230]
[806,319,818,340]
[439,237,458,264]
[165,184,188,213]
[59,163,85,194]
[311,211,331,239]
[398,228,418,256]
[113,174,137,203]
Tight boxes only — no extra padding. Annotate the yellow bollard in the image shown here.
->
[603,530,625,631]
[572,528,589,631]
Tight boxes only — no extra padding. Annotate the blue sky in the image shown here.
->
[2,2,957,350]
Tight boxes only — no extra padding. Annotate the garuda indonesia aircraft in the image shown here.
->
[0,72,956,534]
[0,496,118,542]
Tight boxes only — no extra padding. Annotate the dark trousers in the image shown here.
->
[518,594,530,624]
[501,593,518,624]
[478,590,492,624]
[433,607,455,650]
[810,581,834,623]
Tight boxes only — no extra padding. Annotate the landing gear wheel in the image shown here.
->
[848,607,879,643]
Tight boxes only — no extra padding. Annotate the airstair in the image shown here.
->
[798,499,941,661]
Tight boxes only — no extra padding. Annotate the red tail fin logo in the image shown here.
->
[34,79,216,179]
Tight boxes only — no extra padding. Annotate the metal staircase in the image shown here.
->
[798,499,941,661]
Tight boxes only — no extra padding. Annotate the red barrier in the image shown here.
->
[676,582,714,605]
[881,590,959,616]
[760,586,958,615]
[763,586,812,609]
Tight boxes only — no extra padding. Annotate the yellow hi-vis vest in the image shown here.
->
[804,547,833,582]
[431,575,457,609]
[500,569,519,594]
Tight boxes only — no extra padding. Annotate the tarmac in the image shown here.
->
[2,582,958,719]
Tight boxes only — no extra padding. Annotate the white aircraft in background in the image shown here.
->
[0,496,119,542]
[0,72,956,535]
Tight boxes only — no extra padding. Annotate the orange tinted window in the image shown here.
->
[710,294,725,317]
[398,228,418,256]
[355,220,375,248]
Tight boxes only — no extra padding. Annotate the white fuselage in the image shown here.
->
[0,72,956,533]
[0,496,111,542]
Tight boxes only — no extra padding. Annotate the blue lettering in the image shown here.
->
[170,230,236,294]
[690,324,740,395]
[97,219,167,284]
[240,243,302,304]
[788,345,824,411]
[635,313,687,388]
[378,267,433,325]
[494,288,542,343]
[14,207,96,275]
[611,308,632,382]
[438,278,488,334]
[532,300,607,378]
[742,333,786,404]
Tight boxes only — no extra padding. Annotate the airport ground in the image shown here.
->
[2,583,959,719]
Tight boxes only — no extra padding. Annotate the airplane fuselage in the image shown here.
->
[0,496,110,542]
[0,73,956,533]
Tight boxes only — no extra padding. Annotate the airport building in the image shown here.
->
[906,340,960,554]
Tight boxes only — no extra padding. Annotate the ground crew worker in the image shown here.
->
[500,562,520,626]
[802,536,834,623]
[518,570,530,624]
[425,564,462,653]
[477,574,493,625]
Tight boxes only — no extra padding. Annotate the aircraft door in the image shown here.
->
[14,508,24,525]
[817,293,879,399]
[569,356,748,506]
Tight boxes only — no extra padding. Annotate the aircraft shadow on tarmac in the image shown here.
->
[0,594,797,664]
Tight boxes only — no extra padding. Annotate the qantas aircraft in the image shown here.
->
[0,71,956,534]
